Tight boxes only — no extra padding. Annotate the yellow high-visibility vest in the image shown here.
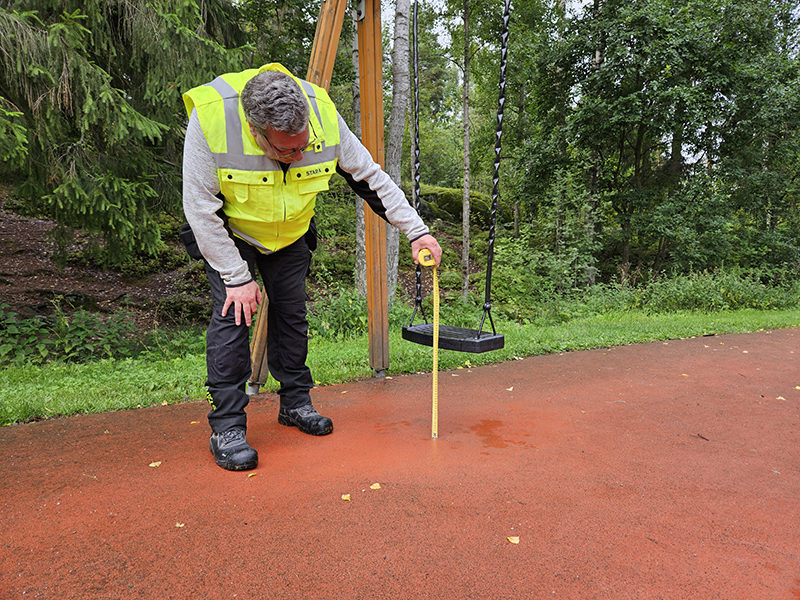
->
[183,63,340,253]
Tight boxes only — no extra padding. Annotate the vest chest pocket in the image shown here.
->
[290,171,331,219]
[220,170,278,223]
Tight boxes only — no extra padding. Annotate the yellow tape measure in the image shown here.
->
[419,249,438,439]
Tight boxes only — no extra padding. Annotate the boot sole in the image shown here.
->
[214,457,258,471]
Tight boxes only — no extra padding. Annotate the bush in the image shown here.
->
[133,324,207,360]
[0,303,137,365]
[639,269,800,313]
[308,284,368,340]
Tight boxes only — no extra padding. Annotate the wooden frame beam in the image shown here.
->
[356,0,390,373]
[306,0,349,88]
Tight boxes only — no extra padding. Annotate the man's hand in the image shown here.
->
[411,234,443,267]
[222,280,263,327]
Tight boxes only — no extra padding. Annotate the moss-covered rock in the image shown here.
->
[401,184,512,230]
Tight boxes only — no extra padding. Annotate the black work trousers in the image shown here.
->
[204,235,313,434]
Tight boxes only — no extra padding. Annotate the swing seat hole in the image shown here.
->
[402,324,505,354]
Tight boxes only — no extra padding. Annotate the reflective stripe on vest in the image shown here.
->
[202,75,337,170]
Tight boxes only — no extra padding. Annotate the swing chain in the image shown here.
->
[481,0,511,335]
[409,0,428,326]
[406,0,510,347]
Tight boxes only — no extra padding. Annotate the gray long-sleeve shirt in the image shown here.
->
[182,109,429,287]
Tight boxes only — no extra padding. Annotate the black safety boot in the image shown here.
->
[209,426,258,471]
[278,404,333,436]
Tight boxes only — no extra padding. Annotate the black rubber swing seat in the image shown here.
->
[403,0,510,358]
[402,324,505,354]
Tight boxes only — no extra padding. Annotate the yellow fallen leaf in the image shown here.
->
[743,350,749,354]
[161,400,168,406]
[370,483,381,490]
[776,396,786,401]
[385,376,393,380]
[247,472,257,478]
[341,390,348,394]
[149,461,162,468]
[457,366,464,370]
[796,386,800,390]
[682,374,689,377]
[190,421,199,424]
[506,386,513,391]
[507,536,520,544]
[175,523,185,528]
[341,494,351,501]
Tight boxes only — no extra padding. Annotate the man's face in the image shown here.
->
[250,123,311,164]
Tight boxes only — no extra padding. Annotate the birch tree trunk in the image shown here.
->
[461,0,471,302]
[584,0,605,287]
[352,9,367,297]
[385,0,412,305]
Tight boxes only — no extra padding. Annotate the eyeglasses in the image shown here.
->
[259,121,320,159]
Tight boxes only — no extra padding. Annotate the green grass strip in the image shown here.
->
[2,308,798,426]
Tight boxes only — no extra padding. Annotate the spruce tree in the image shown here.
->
[0,0,248,263]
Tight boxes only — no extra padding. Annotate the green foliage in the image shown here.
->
[638,270,800,313]
[412,119,464,189]
[156,294,212,324]
[134,324,207,361]
[0,302,136,365]
[0,101,27,167]
[506,0,800,278]
[313,177,358,237]
[0,1,249,265]
[238,0,355,87]
[308,284,367,341]
[5,306,800,426]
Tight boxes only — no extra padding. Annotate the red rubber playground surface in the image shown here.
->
[2,329,799,599]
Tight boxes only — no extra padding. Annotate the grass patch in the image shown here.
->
[0,355,208,425]
[3,308,798,426]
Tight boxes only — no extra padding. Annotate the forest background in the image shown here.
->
[1,0,799,424]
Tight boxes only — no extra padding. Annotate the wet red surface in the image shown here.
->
[2,329,799,599]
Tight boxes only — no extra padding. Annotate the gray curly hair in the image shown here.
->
[240,71,309,135]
